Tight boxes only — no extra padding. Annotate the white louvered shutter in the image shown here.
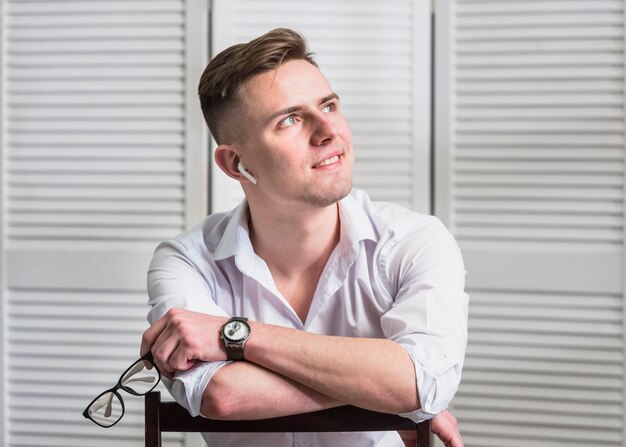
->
[210,0,432,214]
[1,1,208,446]
[435,1,625,446]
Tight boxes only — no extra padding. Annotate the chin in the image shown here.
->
[303,180,352,208]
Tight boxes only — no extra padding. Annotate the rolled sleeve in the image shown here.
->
[163,361,230,417]
[392,287,468,422]
[146,240,231,415]
[380,218,469,422]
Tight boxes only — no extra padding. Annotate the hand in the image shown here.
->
[397,429,417,447]
[141,308,228,378]
[398,410,462,447]
[430,410,463,447]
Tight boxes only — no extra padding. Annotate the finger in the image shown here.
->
[141,315,170,356]
[153,353,176,379]
[440,421,463,447]
[431,418,460,446]
[169,342,200,372]
[151,332,181,374]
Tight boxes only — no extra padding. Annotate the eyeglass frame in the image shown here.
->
[82,352,161,428]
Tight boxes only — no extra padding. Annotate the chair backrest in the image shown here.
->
[145,391,431,446]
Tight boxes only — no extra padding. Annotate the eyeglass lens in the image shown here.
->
[87,391,123,428]
[85,357,159,427]
[121,358,159,395]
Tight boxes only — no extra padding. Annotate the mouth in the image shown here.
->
[313,154,341,168]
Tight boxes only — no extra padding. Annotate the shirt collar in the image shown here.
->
[212,200,252,261]
[338,191,378,246]
[212,190,379,262]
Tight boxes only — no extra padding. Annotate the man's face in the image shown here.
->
[235,59,354,209]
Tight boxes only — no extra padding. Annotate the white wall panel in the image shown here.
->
[1,0,208,446]
[435,0,625,446]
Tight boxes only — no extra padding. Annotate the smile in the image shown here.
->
[314,155,340,168]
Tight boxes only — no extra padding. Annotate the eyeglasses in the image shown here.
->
[83,352,161,428]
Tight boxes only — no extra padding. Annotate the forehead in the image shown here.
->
[239,59,334,118]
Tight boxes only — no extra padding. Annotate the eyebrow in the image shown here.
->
[264,93,340,126]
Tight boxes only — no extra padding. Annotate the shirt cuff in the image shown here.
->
[162,361,231,417]
[396,362,440,423]
[397,350,462,423]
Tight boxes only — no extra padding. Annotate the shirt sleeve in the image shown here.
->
[379,217,469,423]
[146,239,231,417]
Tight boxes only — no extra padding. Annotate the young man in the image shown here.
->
[141,28,468,447]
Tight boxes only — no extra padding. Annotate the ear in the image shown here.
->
[215,144,257,184]
[214,144,242,181]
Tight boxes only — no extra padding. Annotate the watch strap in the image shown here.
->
[225,345,245,361]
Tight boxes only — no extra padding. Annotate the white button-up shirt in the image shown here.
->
[147,189,469,447]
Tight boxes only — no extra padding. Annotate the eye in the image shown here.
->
[322,103,336,113]
[279,115,298,128]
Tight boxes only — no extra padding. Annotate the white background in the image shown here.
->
[0,1,624,446]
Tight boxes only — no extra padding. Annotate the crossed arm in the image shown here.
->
[140,309,463,446]
[141,309,417,415]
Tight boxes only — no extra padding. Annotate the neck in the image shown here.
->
[247,201,340,278]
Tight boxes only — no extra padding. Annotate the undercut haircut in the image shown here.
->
[198,28,318,144]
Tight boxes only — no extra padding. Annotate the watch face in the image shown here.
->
[224,320,249,342]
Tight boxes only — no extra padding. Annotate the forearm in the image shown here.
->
[201,360,342,420]
[144,310,420,416]
[245,321,419,414]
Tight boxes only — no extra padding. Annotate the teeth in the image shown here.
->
[317,155,339,167]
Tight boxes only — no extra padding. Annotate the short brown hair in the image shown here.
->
[198,28,317,144]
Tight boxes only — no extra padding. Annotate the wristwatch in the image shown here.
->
[220,317,251,361]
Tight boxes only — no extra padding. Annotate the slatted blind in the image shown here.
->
[2,1,207,446]
[210,0,432,214]
[435,1,625,446]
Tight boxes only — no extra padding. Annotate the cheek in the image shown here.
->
[336,116,352,141]
[257,148,296,180]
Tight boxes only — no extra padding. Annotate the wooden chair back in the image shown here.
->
[145,391,431,446]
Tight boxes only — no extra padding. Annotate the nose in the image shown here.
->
[310,113,339,146]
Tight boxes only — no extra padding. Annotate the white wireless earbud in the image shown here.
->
[237,162,258,185]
